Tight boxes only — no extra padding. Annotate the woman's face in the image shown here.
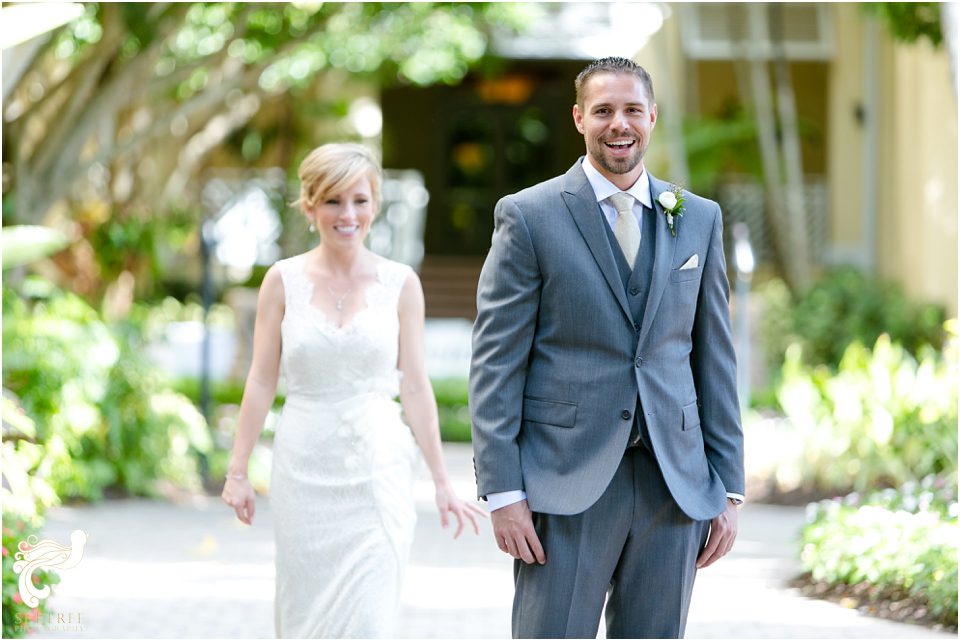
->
[309,177,375,248]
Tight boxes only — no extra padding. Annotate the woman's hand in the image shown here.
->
[435,480,487,539]
[222,476,257,525]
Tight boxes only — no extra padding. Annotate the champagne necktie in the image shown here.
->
[609,192,640,269]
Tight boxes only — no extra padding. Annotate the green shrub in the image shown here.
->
[1,397,62,638]
[130,295,235,340]
[432,377,472,442]
[2,394,59,518]
[755,277,794,372]
[801,477,958,627]
[170,377,274,408]
[2,281,212,501]
[2,514,61,639]
[760,268,946,370]
[777,325,957,493]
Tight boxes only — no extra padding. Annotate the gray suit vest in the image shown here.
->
[600,203,656,448]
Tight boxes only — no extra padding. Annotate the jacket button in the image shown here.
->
[621,409,632,420]
[629,287,640,296]
[635,356,643,367]
[633,322,640,332]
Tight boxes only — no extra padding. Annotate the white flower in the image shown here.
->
[658,191,678,211]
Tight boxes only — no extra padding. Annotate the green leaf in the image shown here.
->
[1,226,69,270]
[1,394,36,439]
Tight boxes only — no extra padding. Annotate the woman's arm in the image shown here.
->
[397,270,484,537]
[222,265,285,524]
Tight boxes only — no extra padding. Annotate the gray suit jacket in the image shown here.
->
[470,160,744,522]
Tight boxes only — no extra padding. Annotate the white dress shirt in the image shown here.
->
[581,156,650,236]
[486,158,744,511]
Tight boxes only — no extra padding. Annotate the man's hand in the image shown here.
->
[491,499,546,565]
[696,499,739,569]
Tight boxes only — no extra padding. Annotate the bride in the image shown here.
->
[221,142,484,638]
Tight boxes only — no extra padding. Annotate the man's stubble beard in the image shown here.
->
[598,154,641,176]
[589,138,646,176]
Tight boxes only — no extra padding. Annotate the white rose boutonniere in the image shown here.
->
[657,186,685,237]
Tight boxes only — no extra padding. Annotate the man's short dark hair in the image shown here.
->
[575,57,655,107]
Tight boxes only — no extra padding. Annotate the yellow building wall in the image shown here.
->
[652,4,958,315]
[827,5,867,253]
[877,33,958,315]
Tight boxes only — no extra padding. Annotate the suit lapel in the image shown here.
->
[561,162,633,324]
[636,174,678,350]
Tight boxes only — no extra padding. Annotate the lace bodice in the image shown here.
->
[276,253,412,404]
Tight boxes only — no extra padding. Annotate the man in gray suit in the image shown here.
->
[470,57,745,638]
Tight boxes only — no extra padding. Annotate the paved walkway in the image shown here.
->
[29,444,952,639]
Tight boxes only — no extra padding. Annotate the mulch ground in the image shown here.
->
[748,482,958,634]
[745,476,834,506]
[790,573,958,633]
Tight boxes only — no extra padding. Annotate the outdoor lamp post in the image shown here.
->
[199,219,217,426]
[732,222,755,417]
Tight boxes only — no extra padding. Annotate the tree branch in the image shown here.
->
[26,4,192,219]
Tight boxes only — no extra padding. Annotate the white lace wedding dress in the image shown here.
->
[270,253,420,638]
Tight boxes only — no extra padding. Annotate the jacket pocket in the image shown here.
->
[670,266,703,283]
[522,396,577,428]
[681,401,701,431]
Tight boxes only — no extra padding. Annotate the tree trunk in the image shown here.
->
[769,3,811,290]
[740,3,812,294]
[653,22,691,186]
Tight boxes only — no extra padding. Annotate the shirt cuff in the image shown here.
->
[486,490,527,512]
[726,492,745,505]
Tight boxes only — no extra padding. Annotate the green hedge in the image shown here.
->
[432,377,471,442]
[801,477,958,627]
[2,514,61,639]
[777,326,957,493]
[759,268,946,371]
[2,280,212,502]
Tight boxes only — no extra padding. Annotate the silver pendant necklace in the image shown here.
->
[326,283,353,312]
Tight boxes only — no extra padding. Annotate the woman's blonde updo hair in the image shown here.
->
[294,143,382,214]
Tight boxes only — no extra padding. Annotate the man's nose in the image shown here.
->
[611,110,630,130]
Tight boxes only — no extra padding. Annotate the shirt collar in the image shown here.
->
[581,156,652,209]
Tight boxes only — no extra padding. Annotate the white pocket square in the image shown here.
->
[680,254,699,270]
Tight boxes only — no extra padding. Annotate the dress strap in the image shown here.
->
[377,260,414,304]
[275,254,311,311]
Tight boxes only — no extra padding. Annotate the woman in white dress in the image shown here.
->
[221,143,484,638]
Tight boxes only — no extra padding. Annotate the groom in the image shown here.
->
[470,57,745,638]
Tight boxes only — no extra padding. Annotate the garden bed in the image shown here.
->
[790,574,957,633]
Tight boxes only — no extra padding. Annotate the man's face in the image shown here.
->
[573,72,657,186]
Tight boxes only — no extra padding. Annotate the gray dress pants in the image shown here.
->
[512,445,711,639]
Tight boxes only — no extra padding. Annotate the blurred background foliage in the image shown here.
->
[2,279,212,502]
[751,271,956,630]
[2,2,957,633]
[801,477,957,628]
[3,1,536,304]
[758,267,947,371]
[864,2,943,46]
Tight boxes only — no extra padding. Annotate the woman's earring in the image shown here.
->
[309,220,316,232]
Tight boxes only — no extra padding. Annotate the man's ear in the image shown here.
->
[572,104,585,134]
[649,102,658,128]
